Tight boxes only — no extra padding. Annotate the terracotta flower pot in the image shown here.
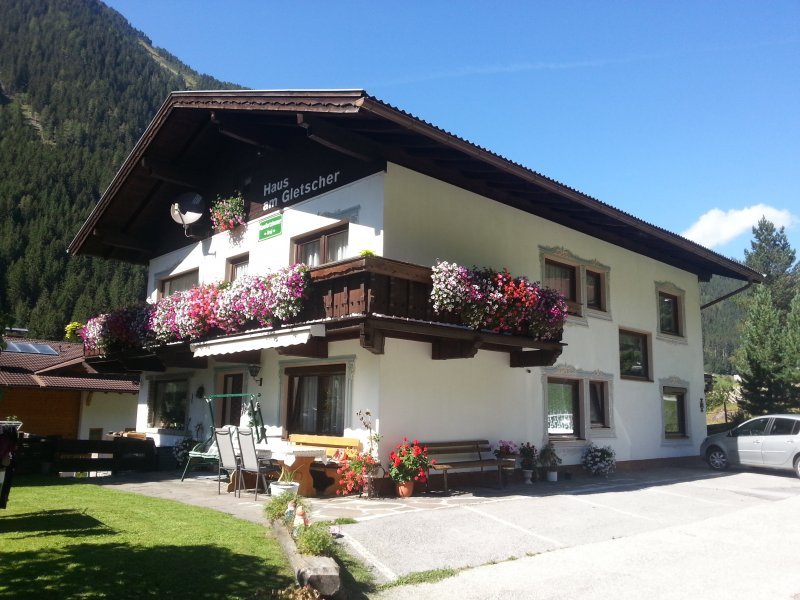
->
[396,481,415,498]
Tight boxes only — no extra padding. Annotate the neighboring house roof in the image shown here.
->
[0,337,139,393]
[68,89,762,283]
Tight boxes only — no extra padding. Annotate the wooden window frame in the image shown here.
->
[585,269,607,312]
[227,253,249,283]
[662,386,688,439]
[589,380,610,429]
[284,363,347,436]
[159,269,198,299]
[544,258,581,316]
[292,221,349,267]
[546,377,583,439]
[619,329,651,381]
[147,377,190,431]
[657,290,682,337]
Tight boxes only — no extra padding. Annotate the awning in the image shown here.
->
[190,324,326,358]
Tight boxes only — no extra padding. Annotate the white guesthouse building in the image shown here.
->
[69,90,761,476]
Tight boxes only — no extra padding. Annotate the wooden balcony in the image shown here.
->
[86,256,564,373]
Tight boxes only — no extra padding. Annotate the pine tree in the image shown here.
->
[785,293,800,409]
[734,285,794,415]
[744,217,799,313]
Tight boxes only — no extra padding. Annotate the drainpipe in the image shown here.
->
[700,281,757,311]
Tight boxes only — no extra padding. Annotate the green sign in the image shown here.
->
[259,213,282,241]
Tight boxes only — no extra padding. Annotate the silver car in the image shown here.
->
[700,414,800,478]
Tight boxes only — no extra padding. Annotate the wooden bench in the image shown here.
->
[289,434,361,496]
[422,440,501,492]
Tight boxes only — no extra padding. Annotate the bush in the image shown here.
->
[581,443,616,476]
[295,523,336,556]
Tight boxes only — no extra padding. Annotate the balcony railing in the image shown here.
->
[85,255,565,372]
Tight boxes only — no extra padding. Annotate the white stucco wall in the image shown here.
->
[146,172,385,298]
[135,161,708,464]
[383,163,706,463]
[78,391,138,439]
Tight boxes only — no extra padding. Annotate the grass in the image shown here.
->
[378,567,460,589]
[0,475,294,599]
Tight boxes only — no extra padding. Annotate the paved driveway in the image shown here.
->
[346,466,800,599]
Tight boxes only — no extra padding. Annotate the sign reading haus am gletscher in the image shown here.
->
[244,142,384,224]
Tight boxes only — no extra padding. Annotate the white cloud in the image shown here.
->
[682,204,797,249]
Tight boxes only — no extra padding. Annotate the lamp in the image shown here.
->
[248,364,262,386]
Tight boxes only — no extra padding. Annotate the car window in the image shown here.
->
[769,418,799,436]
[735,418,770,436]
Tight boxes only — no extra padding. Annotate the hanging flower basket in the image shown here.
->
[210,193,247,232]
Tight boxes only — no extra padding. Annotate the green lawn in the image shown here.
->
[0,475,294,599]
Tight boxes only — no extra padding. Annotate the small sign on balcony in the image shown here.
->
[259,213,282,241]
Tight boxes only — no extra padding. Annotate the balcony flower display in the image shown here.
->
[81,265,310,354]
[492,440,518,459]
[81,305,153,355]
[210,193,247,232]
[430,260,567,341]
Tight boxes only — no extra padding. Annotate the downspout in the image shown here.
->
[700,281,757,311]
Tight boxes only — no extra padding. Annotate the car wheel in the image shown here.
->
[794,456,800,479]
[706,446,728,470]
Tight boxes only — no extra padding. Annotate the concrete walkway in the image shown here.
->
[96,466,800,599]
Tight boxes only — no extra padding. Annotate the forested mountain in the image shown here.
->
[700,276,749,374]
[0,0,240,338]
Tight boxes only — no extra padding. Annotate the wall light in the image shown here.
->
[247,364,262,386]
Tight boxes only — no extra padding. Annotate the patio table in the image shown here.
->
[256,442,327,497]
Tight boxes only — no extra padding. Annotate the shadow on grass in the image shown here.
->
[0,541,292,598]
[0,509,114,539]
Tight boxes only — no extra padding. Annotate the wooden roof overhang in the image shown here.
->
[68,89,763,284]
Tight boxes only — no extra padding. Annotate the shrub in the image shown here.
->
[264,491,307,525]
[581,443,616,476]
[295,523,336,556]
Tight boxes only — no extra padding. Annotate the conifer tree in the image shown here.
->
[734,285,794,415]
[744,218,798,313]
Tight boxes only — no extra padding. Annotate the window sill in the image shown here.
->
[620,375,652,382]
[585,308,612,321]
[662,435,691,445]
[589,427,616,439]
[656,332,688,345]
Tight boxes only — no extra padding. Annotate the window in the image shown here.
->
[662,387,687,438]
[285,364,346,435]
[148,379,189,430]
[293,224,348,267]
[619,330,650,379]
[655,283,685,339]
[735,417,769,436]
[540,249,610,318]
[216,372,244,427]
[658,291,681,336]
[769,418,800,436]
[544,259,578,313]
[547,379,580,437]
[160,269,198,297]
[544,368,614,440]
[589,381,609,428]
[227,254,249,282]
[586,270,605,311]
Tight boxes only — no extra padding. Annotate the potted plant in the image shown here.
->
[538,442,562,482]
[210,192,247,232]
[387,437,432,497]
[269,464,300,497]
[518,442,539,484]
[581,443,616,477]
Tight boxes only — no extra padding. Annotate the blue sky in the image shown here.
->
[104,0,799,262]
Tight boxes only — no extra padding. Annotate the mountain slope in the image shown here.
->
[0,0,241,338]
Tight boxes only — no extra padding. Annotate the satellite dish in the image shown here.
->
[170,192,205,226]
